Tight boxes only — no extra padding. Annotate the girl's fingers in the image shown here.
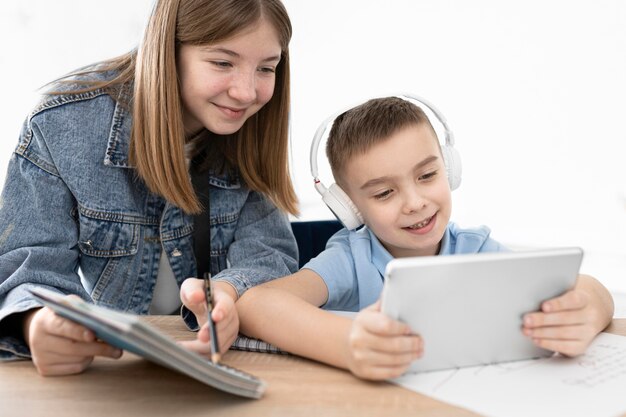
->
[32,308,94,343]
[180,278,208,325]
[33,357,95,377]
[178,339,214,356]
[41,335,123,358]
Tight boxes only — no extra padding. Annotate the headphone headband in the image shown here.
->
[310,94,461,230]
[310,93,455,180]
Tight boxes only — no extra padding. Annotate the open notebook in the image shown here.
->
[28,287,266,399]
[231,335,286,354]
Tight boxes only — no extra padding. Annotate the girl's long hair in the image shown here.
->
[50,0,298,215]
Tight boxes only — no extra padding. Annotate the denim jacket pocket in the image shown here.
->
[76,207,142,306]
[77,210,139,257]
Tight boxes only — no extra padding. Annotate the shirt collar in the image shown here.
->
[366,224,452,275]
[366,227,394,277]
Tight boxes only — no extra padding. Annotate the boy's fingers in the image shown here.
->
[353,348,421,368]
[369,334,422,355]
[365,299,382,312]
[531,338,587,357]
[523,310,586,328]
[353,363,412,381]
[359,312,412,336]
[523,323,586,340]
[542,290,588,313]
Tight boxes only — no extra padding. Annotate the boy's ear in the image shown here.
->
[321,183,364,230]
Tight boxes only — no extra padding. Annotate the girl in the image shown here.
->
[0,0,299,376]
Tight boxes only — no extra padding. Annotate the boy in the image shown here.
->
[182,97,614,380]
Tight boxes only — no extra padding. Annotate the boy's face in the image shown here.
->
[342,124,452,258]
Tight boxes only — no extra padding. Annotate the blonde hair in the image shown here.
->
[49,0,298,215]
[326,97,437,185]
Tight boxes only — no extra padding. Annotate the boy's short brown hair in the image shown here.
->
[326,97,437,185]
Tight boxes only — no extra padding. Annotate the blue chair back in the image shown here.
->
[290,220,343,268]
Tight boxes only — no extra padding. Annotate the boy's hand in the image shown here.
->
[25,300,123,376]
[522,288,602,356]
[345,300,422,380]
[179,278,239,354]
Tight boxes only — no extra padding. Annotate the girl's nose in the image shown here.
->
[228,70,256,104]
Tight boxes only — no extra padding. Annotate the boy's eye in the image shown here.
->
[419,170,438,181]
[374,189,393,200]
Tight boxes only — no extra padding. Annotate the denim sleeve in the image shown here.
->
[211,190,298,298]
[0,125,90,360]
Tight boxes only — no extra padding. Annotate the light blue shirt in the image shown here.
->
[303,222,508,311]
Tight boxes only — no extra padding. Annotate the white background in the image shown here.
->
[1,1,624,299]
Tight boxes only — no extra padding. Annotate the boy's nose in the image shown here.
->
[402,189,427,214]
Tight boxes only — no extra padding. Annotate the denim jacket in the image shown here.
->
[0,86,298,360]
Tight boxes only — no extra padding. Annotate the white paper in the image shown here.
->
[392,332,626,417]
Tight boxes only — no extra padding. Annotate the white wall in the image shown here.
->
[1,1,625,293]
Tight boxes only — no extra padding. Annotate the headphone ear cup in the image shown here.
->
[441,145,462,191]
[322,183,364,230]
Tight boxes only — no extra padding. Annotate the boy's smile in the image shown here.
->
[341,123,452,258]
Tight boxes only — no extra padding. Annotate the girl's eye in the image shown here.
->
[258,66,276,74]
[211,61,232,68]
[419,170,438,181]
[374,189,393,200]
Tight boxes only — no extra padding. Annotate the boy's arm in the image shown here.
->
[237,270,422,380]
[523,274,614,356]
[576,274,615,325]
[237,269,353,370]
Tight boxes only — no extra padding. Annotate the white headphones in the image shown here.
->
[310,93,462,230]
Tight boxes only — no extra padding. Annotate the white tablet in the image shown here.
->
[380,247,582,373]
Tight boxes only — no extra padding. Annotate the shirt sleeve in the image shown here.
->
[446,223,510,255]
[302,228,360,311]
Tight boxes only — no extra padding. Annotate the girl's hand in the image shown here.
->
[345,300,422,380]
[25,301,122,376]
[179,278,239,354]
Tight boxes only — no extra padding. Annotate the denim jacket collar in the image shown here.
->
[104,84,133,169]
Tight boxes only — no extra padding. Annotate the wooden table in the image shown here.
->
[2,317,625,417]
